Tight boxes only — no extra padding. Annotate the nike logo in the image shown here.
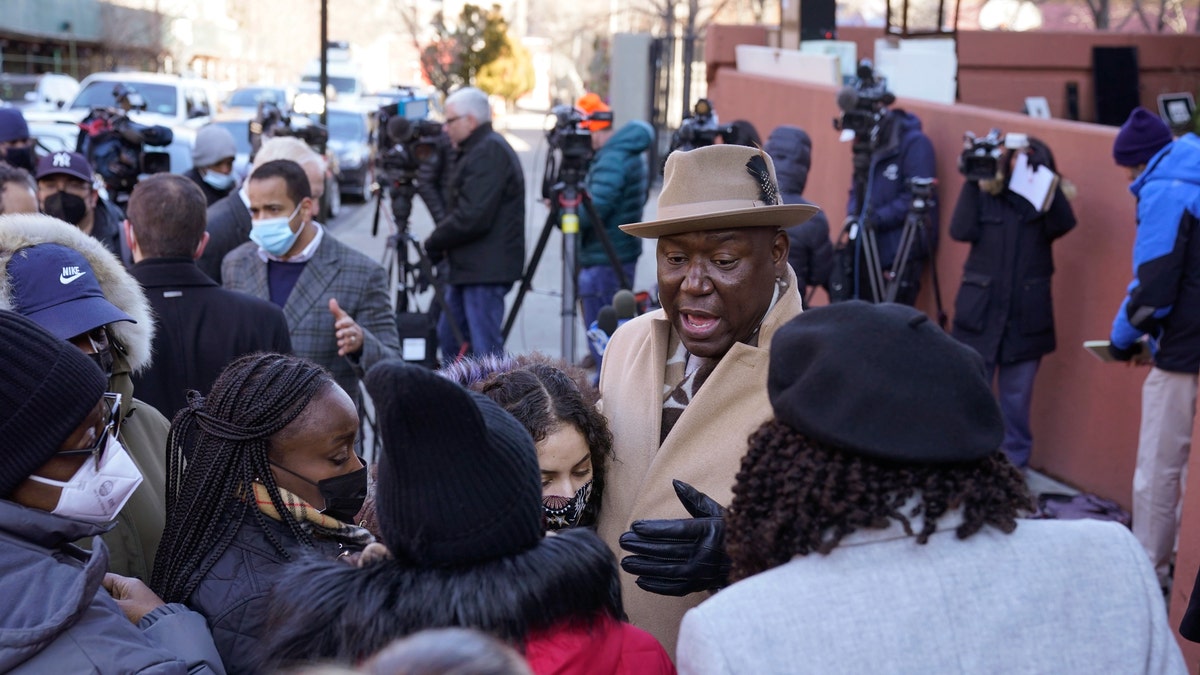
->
[59,269,87,284]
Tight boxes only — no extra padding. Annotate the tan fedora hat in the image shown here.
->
[620,144,820,239]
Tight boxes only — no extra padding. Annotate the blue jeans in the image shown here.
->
[987,358,1041,469]
[579,262,637,366]
[438,283,511,363]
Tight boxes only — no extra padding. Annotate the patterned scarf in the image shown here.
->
[252,481,376,548]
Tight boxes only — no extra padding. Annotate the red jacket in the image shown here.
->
[524,615,675,675]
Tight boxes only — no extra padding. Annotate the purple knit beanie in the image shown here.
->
[1113,107,1173,167]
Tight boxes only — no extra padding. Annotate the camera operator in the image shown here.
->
[184,124,239,206]
[36,151,129,264]
[714,120,761,148]
[840,65,937,305]
[424,87,525,362]
[573,93,653,370]
[669,99,721,154]
[949,133,1076,470]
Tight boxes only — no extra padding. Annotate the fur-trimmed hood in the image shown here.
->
[259,527,624,670]
[0,213,153,373]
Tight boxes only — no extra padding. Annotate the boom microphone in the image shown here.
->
[597,306,618,337]
[613,289,638,321]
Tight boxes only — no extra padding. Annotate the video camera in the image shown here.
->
[377,102,443,177]
[76,84,173,197]
[670,99,720,152]
[542,103,612,198]
[249,100,329,160]
[958,129,1029,181]
[833,60,896,139]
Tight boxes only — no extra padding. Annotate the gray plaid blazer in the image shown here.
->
[222,232,399,403]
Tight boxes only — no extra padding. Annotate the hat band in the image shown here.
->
[656,199,776,222]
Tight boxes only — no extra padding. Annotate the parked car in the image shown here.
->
[0,73,80,112]
[225,85,294,113]
[308,105,375,202]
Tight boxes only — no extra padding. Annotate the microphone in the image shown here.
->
[836,87,859,114]
[612,289,638,321]
[386,116,411,144]
[597,306,618,337]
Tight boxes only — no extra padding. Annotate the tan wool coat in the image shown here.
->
[595,266,802,658]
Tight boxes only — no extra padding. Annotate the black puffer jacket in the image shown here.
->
[185,507,351,675]
[949,180,1076,364]
[765,126,832,295]
[425,122,526,285]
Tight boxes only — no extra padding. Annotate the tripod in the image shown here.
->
[372,170,466,358]
[502,179,630,362]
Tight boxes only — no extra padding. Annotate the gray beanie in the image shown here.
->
[192,124,238,168]
[0,310,108,498]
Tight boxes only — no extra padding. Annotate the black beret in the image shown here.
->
[768,301,1003,464]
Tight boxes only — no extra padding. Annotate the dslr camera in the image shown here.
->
[833,60,896,139]
[958,129,1029,181]
[249,101,329,159]
[670,99,720,152]
[542,103,611,198]
[75,84,173,197]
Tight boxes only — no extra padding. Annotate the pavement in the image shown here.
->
[324,110,1080,499]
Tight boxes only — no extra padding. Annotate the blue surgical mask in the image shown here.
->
[202,170,235,192]
[250,203,303,256]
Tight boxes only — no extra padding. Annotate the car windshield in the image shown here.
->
[228,88,284,108]
[0,80,38,105]
[72,81,177,117]
[302,75,358,95]
[213,120,254,154]
[325,110,365,141]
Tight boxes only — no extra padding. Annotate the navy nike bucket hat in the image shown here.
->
[6,243,135,340]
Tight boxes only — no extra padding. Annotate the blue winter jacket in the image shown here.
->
[578,120,653,268]
[1110,133,1200,373]
[0,500,225,674]
[846,109,938,268]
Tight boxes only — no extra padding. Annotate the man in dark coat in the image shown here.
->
[424,87,525,362]
[127,173,292,419]
[35,151,129,264]
[949,138,1076,469]
[845,108,937,305]
[765,125,832,306]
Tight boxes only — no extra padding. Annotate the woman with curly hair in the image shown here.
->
[441,353,612,530]
[676,301,1183,674]
[150,353,373,674]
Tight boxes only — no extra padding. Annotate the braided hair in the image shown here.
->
[151,352,334,603]
[726,419,1034,584]
[479,362,613,524]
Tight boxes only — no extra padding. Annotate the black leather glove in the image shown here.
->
[618,479,731,597]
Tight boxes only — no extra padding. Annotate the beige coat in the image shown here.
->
[596,266,802,657]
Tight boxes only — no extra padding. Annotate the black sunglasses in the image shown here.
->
[58,392,123,469]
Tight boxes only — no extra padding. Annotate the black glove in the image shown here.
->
[618,479,730,597]
[1108,341,1138,362]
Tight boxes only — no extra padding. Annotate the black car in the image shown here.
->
[312,106,375,202]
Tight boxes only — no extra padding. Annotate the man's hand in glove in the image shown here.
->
[618,479,731,597]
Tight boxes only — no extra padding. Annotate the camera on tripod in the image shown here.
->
[75,84,173,197]
[958,129,1030,181]
[542,104,611,198]
[377,102,443,178]
[249,100,329,159]
[833,60,896,139]
[670,98,720,152]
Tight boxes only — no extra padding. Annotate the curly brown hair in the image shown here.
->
[726,419,1035,583]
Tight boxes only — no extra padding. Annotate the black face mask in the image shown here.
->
[271,460,368,524]
[88,348,114,379]
[4,146,33,172]
[43,190,88,226]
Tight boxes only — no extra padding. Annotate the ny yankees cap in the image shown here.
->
[35,151,94,183]
[6,243,134,340]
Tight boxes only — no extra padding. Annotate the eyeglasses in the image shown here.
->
[445,115,463,125]
[58,392,123,469]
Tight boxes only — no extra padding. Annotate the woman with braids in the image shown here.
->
[676,301,1184,675]
[440,352,612,530]
[150,353,372,674]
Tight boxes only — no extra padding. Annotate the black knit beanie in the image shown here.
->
[0,310,108,498]
[768,301,1003,464]
[365,359,544,568]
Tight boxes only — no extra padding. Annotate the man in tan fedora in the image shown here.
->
[595,144,819,656]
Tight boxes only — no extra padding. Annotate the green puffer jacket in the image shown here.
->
[578,120,654,268]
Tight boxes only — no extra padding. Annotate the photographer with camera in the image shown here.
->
[35,151,128,264]
[669,99,721,154]
[424,87,525,363]
[573,93,653,371]
[835,62,937,306]
[949,132,1076,471]
[184,124,239,206]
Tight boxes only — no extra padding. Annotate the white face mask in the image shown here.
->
[28,436,144,524]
